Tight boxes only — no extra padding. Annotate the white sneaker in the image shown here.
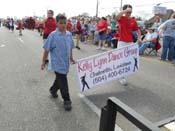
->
[119,78,128,86]
[101,46,106,50]
[96,46,101,50]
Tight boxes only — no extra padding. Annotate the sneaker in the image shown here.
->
[119,78,128,86]
[159,58,166,61]
[96,46,101,50]
[64,101,72,111]
[49,90,58,98]
[171,60,175,64]
[76,46,80,50]
[101,46,106,50]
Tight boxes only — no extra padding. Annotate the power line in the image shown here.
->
[134,1,175,7]
[100,1,175,10]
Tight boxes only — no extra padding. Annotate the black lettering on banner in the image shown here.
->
[108,71,118,78]
[93,75,107,84]
[108,66,131,78]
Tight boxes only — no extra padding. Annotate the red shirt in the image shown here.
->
[44,18,57,35]
[18,22,22,28]
[76,21,82,31]
[118,16,139,42]
[97,21,108,33]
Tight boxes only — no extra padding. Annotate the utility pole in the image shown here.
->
[120,0,123,10]
[96,0,99,18]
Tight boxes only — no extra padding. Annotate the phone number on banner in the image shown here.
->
[93,66,131,84]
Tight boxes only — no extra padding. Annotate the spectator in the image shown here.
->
[90,20,97,43]
[97,17,108,50]
[158,13,175,62]
[139,28,158,55]
[9,18,14,32]
[111,27,119,48]
[75,19,82,50]
[152,16,161,32]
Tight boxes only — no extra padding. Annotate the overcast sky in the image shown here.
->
[0,0,175,19]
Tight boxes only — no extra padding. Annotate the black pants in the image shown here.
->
[50,72,70,101]
[112,39,118,48]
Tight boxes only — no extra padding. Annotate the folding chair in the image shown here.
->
[145,37,161,56]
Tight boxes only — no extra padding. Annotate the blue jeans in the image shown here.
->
[139,42,155,55]
[161,36,175,61]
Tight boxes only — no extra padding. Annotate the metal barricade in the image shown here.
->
[99,97,160,131]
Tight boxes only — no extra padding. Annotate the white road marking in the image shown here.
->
[164,122,175,131]
[17,37,24,43]
[79,93,123,131]
[0,44,6,48]
[79,93,100,116]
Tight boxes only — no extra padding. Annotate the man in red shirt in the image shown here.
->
[116,4,141,86]
[43,10,57,64]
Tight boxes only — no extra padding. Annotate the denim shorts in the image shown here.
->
[99,34,106,41]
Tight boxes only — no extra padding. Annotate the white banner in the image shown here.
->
[76,44,139,92]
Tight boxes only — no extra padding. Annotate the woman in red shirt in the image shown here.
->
[97,17,108,50]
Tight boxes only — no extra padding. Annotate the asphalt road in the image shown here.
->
[0,27,175,131]
[0,28,99,131]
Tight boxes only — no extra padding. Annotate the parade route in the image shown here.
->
[0,27,175,131]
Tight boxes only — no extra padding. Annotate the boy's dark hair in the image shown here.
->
[122,4,132,10]
[48,10,54,15]
[56,14,67,22]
